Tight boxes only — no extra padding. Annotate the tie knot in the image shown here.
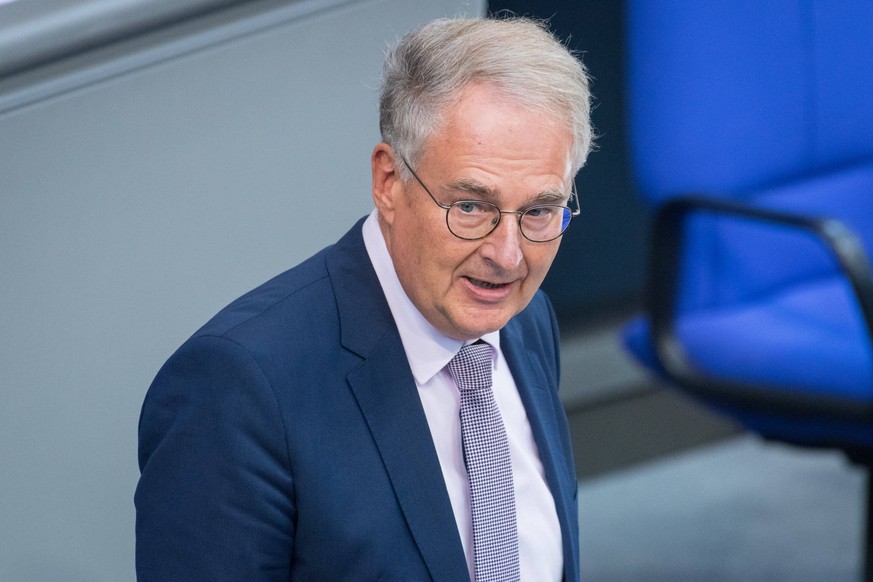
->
[447,342,494,393]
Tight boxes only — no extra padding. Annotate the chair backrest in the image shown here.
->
[627,0,873,205]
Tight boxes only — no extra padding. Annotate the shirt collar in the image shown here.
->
[362,210,500,384]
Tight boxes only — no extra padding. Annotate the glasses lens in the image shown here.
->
[447,201,500,239]
[521,206,572,242]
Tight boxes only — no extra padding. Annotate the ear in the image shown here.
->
[371,143,402,225]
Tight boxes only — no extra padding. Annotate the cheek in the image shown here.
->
[417,227,475,279]
[523,245,560,285]
[395,216,461,293]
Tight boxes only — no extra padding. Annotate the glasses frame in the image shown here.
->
[399,155,580,243]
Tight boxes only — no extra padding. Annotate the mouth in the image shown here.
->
[466,276,510,290]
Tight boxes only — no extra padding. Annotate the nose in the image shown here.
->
[480,214,524,270]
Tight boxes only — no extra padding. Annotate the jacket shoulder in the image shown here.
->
[195,244,335,342]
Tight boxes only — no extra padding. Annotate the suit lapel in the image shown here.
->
[326,221,469,581]
[346,346,470,581]
[502,320,580,582]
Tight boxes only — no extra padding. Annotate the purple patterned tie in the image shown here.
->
[447,342,520,582]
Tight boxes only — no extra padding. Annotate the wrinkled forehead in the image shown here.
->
[416,82,576,174]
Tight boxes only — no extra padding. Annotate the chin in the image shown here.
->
[453,314,514,340]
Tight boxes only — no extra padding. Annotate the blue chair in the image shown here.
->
[622,1,873,577]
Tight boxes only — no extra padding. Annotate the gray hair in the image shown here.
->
[379,17,594,178]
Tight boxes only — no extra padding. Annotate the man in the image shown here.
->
[136,16,593,581]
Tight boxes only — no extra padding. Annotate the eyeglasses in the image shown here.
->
[400,156,579,243]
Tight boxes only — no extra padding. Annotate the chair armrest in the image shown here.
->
[649,195,873,420]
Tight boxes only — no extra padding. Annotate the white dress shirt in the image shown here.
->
[362,210,563,581]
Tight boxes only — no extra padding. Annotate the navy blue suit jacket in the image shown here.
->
[136,219,579,581]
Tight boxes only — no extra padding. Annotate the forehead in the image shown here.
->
[421,85,574,184]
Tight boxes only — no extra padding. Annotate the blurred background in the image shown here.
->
[0,0,866,580]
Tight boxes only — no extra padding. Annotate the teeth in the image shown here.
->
[470,278,504,289]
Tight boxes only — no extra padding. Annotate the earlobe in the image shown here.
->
[371,144,400,223]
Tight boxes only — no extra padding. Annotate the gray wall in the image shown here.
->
[0,0,483,579]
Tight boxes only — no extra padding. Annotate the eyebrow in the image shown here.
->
[444,178,569,205]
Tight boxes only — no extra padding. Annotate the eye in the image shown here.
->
[525,206,554,218]
[455,201,489,214]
